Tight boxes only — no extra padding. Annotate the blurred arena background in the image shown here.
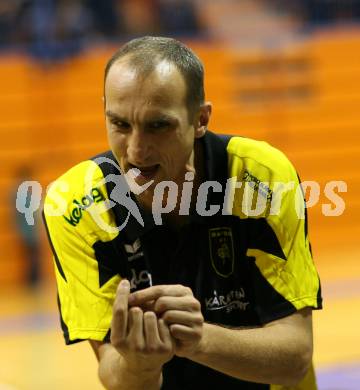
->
[0,0,360,389]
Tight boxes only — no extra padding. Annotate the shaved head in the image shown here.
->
[104,36,205,120]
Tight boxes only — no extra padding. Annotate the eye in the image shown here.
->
[110,120,131,132]
[147,120,171,132]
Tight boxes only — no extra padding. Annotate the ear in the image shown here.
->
[195,102,212,139]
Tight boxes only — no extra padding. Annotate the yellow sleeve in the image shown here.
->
[228,137,322,321]
[43,160,122,344]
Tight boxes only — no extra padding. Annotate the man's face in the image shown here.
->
[104,59,204,205]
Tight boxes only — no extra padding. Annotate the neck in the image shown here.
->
[165,138,205,226]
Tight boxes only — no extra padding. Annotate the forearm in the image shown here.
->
[189,321,312,386]
[98,344,163,390]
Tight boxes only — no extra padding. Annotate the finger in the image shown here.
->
[158,318,173,345]
[129,285,192,307]
[144,311,160,348]
[111,279,130,340]
[139,300,156,312]
[169,324,197,341]
[154,296,201,314]
[128,307,145,348]
[162,310,203,327]
[127,304,133,332]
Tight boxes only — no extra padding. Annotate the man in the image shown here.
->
[14,166,41,287]
[43,36,322,389]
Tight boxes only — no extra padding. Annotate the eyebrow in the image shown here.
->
[105,110,126,121]
[105,110,177,123]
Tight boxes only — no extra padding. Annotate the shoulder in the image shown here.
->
[43,154,119,241]
[224,135,303,220]
[45,158,107,213]
[226,136,297,183]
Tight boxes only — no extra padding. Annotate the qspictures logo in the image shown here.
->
[15,156,347,232]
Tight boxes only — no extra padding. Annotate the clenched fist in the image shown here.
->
[110,279,175,373]
[128,284,204,358]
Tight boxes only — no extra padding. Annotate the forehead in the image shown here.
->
[104,59,187,108]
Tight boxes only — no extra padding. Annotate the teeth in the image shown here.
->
[130,165,158,175]
[129,164,158,175]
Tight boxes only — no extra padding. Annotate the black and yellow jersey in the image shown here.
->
[43,131,322,390]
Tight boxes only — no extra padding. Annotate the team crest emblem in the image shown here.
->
[209,227,234,277]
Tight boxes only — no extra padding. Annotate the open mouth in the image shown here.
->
[129,164,160,180]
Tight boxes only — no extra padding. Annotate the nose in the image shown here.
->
[127,129,151,165]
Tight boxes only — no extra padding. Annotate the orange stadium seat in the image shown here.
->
[1,34,359,285]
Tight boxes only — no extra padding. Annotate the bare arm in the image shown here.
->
[189,308,313,386]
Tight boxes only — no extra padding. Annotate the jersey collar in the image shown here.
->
[106,130,230,241]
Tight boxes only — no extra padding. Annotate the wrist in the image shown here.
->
[182,322,211,360]
[122,358,163,378]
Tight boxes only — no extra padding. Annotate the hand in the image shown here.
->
[110,279,175,373]
[129,284,204,358]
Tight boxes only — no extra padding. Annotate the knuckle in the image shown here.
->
[155,297,167,312]
[153,286,162,296]
[190,299,201,311]
[162,311,169,322]
[162,311,173,323]
[159,343,172,354]
[130,291,138,301]
[113,304,126,317]
[144,312,157,325]
[111,337,127,351]
[144,310,156,320]
[175,284,187,293]
[129,306,142,315]
[145,343,157,354]
[184,286,193,295]
[133,341,145,352]
[195,313,204,325]
[169,324,180,337]
[156,345,166,354]
[194,327,203,339]
[195,331,202,340]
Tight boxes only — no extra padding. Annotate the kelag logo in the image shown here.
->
[63,188,105,226]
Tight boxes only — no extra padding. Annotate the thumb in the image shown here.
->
[117,278,130,296]
[111,279,131,343]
